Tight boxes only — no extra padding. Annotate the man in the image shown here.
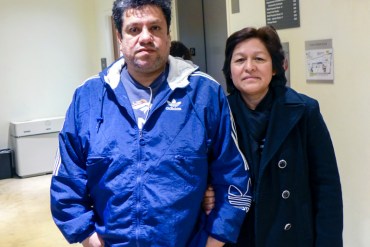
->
[50,0,252,246]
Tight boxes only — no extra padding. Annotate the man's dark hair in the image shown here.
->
[112,0,172,38]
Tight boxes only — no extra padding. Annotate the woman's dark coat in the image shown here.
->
[228,86,343,247]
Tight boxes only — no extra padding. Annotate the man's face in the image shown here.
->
[119,5,170,77]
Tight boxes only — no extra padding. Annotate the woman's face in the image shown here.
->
[230,38,275,103]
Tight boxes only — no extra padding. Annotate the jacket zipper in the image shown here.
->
[134,87,175,246]
[135,129,144,246]
[135,87,153,246]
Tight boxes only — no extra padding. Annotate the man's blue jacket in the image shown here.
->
[50,56,252,246]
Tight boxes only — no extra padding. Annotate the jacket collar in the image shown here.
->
[167,55,198,90]
[100,55,198,91]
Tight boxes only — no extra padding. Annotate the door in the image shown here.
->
[176,0,228,92]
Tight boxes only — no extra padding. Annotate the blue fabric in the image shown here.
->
[50,57,252,246]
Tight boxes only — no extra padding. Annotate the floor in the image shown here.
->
[0,174,79,246]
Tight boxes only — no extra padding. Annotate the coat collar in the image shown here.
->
[100,55,198,91]
[259,87,306,172]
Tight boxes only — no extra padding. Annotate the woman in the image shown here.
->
[204,26,343,246]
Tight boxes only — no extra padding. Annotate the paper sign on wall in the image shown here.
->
[305,39,334,83]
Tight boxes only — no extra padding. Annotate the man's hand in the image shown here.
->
[203,185,216,215]
[206,235,225,247]
[82,232,104,247]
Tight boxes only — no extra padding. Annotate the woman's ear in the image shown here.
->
[283,57,289,71]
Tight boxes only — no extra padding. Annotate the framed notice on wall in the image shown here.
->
[305,39,334,83]
[265,0,300,30]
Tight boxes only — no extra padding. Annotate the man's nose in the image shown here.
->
[139,27,153,43]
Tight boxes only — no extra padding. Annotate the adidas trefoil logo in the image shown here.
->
[228,178,252,212]
[166,99,182,111]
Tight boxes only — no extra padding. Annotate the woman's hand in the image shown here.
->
[206,235,225,247]
[82,232,104,247]
[203,185,216,215]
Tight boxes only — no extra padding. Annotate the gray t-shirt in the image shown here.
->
[120,65,168,129]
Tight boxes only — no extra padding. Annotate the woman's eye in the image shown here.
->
[234,58,245,63]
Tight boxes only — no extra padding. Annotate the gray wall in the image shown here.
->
[176,0,228,92]
[176,0,206,71]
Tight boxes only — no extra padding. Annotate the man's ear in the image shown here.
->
[116,30,122,44]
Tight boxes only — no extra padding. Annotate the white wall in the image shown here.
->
[0,0,178,148]
[226,0,370,246]
[0,0,100,149]
[93,0,116,66]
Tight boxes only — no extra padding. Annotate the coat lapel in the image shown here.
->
[259,89,305,176]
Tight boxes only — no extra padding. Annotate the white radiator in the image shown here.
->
[9,116,64,177]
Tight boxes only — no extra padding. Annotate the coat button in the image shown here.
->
[284,223,292,231]
[278,159,287,169]
[282,190,290,199]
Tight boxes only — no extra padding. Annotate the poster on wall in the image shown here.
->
[305,39,334,82]
[265,0,300,29]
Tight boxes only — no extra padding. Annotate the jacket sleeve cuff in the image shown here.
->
[53,211,96,243]
[205,203,247,243]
